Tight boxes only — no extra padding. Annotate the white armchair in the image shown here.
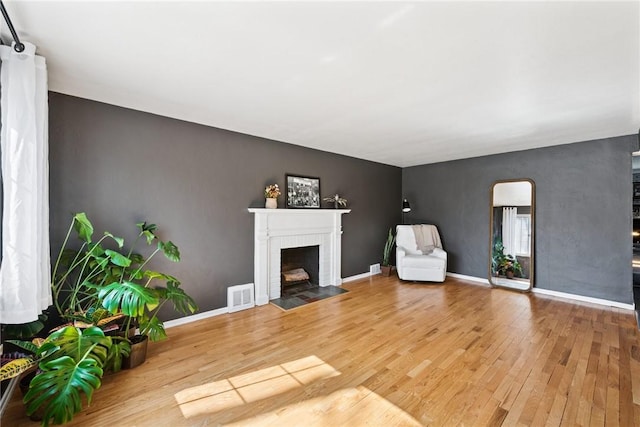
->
[396,225,447,282]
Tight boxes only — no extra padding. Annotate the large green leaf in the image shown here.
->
[104,337,130,372]
[37,326,110,367]
[104,250,132,268]
[159,240,180,262]
[24,355,103,426]
[2,312,47,339]
[0,357,36,381]
[103,232,124,248]
[143,270,178,284]
[87,243,105,258]
[156,281,198,315]
[97,281,159,317]
[139,316,167,342]
[73,213,94,244]
[6,339,39,355]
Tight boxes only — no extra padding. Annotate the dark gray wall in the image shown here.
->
[403,135,638,304]
[49,93,401,319]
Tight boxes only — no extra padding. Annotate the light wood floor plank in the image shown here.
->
[3,276,640,426]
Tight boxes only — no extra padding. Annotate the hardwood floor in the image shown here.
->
[4,276,640,426]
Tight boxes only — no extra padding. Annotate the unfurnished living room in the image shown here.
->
[0,1,639,426]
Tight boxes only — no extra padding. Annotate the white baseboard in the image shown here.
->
[446,272,490,285]
[446,272,634,311]
[163,307,229,329]
[342,271,374,283]
[532,288,635,311]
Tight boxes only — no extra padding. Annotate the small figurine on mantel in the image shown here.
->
[323,194,348,209]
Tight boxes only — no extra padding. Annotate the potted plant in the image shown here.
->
[50,212,197,367]
[78,216,198,367]
[381,228,396,276]
[1,325,128,425]
[0,212,196,424]
[264,184,281,209]
[322,194,347,209]
[492,240,523,278]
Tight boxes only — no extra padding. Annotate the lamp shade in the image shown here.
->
[402,199,411,213]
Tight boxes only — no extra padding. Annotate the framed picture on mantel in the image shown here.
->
[286,174,320,208]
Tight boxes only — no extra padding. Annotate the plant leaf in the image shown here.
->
[129,253,145,265]
[37,326,110,367]
[2,315,45,339]
[156,281,198,315]
[87,243,105,257]
[137,222,158,245]
[6,339,40,355]
[139,316,167,342]
[142,230,156,245]
[104,250,131,268]
[24,355,103,425]
[104,337,130,372]
[103,232,124,248]
[96,314,125,326]
[73,213,94,244]
[143,270,178,284]
[0,357,36,381]
[98,281,159,317]
[159,240,180,262]
[137,221,157,233]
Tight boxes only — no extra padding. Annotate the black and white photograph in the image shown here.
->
[286,174,320,208]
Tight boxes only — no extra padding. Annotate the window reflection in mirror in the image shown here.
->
[489,179,535,291]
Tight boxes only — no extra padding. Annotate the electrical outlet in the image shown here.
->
[370,263,381,274]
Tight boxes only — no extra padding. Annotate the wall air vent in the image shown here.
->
[227,283,255,313]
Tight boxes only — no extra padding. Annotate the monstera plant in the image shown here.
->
[51,213,197,342]
[0,213,197,425]
[1,326,127,426]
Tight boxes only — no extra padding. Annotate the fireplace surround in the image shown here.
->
[248,208,350,305]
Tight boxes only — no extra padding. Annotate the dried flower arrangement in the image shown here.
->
[264,184,281,198]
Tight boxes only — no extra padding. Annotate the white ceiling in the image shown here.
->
[1,1,638,167]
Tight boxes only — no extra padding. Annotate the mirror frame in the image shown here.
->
[488,178,535,291]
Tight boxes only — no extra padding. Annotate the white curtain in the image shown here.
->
[0,42,51,324]
[502,207,517,258]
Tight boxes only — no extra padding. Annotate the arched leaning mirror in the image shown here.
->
[489,179,535,291]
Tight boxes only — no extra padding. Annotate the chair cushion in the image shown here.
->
[396,226,422,255]
[402,254,446,269]
[397,244,422,256]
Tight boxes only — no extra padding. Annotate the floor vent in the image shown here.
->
[227,283,255,313]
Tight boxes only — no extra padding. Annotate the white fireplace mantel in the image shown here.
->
[248,208,350,305]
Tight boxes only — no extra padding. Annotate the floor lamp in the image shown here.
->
[402,199,411,224]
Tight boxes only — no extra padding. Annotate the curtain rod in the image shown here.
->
[0,0,24,52]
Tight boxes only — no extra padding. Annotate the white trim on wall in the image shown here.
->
[163,307,229,329]
[531,288,634,311]
[446,272,635,311]
[342,271,374,283]
[446,272,490,286]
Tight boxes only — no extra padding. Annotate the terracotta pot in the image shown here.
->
[381,265,392,277]
[123,335,148,369]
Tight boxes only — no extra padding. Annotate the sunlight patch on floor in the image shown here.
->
[174,355,341,419]
[222,386,423,426]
